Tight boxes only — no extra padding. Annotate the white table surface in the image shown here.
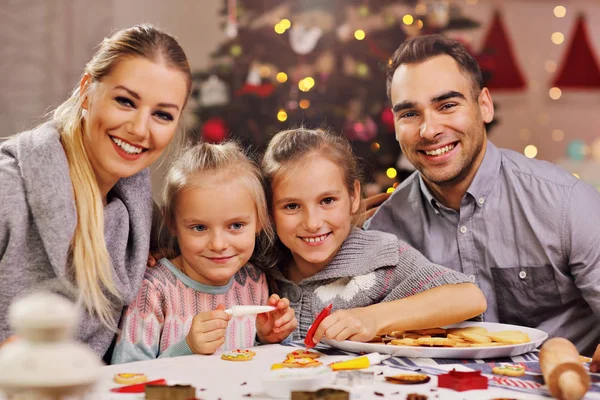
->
[84,343,600,400]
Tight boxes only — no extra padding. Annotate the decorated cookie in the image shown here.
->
[286,349,321,359]
[281,356,323,368]
[221,349,256,361]
[113,373,148,385]
[492,363,526,377]
[384,374,431,384]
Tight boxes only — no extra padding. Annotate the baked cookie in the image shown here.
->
[286,349,321,359]
[492,363,526,377]
[221,349,256,361]
[384,374,431,384]
[281,356,323,368]
[114,373,148,385]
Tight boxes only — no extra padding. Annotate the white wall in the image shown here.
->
[459,0,600,163]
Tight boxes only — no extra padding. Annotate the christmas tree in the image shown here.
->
[188,0,486,193]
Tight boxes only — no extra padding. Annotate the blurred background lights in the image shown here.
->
[354,30,365,40]
[371,142,381,151]
[299,99,310,109]
[524,145,538,158]
[276,72,288,83]
[386,167,398,179]
[279,19,291,29]
[403,15,414,25]
[519,128,531,140]
[277,109,287,122]
[544,60,557,73]
[386,187,396,193]
[551,32,565,44]
[554,6,567,18]
[549,87,562,100]
[274,23,286,34]
[552,129,565,142]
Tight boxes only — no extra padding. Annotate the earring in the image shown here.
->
[81,109,88,119]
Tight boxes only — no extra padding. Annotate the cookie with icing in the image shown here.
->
[221,349,257,361]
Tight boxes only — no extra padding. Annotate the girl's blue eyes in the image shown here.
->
[114,96,174,121]
[190,223,245,231]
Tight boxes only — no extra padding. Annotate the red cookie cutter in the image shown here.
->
[110,379,167,393]
[304,303,333,349]
[438,369,488,391]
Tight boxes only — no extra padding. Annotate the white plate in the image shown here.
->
[322,321,548,359]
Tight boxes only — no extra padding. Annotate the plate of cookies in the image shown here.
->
[321,322,548,359]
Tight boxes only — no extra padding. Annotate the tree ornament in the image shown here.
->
[426,0,450,29]
[201,117,229,143]
[289,24,323,54]
[225,0,238,38]
[380,108,395,132]
[343,116,377,142]
[200,75,229,108]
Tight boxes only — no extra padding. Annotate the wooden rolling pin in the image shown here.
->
[539,337,590,400]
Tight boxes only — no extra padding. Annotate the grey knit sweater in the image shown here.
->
[0,122,153,358]
[270,228,472,339]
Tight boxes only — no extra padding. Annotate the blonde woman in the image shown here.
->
[0,24,192,361]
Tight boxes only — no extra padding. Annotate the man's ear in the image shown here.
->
[79,73,92,111]
[478,87,494,124]
[350,180,361,214]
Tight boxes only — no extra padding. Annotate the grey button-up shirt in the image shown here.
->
[366,141,600,355]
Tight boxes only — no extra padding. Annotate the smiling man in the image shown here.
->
[366,35,600,355]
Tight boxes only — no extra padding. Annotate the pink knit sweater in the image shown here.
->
[111,259,268,364]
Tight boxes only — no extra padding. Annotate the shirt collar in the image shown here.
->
[466,140,502,206]
[418,140,502,211]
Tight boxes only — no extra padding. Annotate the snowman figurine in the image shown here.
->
[0,292,102,399]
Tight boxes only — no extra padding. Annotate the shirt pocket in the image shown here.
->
[491,265,561,327]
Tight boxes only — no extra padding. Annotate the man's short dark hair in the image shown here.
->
[386,35,483,100]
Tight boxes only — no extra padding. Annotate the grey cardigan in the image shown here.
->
[0,122,153,357]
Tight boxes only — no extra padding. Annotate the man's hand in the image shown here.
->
[256,294,298,344]
[310,307,378,344]
[591,343,600,373]
[186,304,231,355]
[363,192,392,220]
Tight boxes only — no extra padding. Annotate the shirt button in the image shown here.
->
[459,226,468,234]
[468,275,476,282]
[289,286,302,302]
[478,198,485,205]
[519,271,527,280]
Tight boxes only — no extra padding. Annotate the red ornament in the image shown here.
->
[380,108,395,132]
[201,118,228,143]
[343,117,377,142]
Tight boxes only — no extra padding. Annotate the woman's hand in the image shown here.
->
[256,294,298,344]
[186,304,231,355]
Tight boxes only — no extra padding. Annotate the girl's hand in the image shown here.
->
[311,307,377,344]
[591,343,600,373]
[186,304,231,355]
[256,294,298,344]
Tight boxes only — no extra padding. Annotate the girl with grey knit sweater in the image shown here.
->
[261,128,487,343]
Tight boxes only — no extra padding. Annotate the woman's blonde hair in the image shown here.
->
[52,24,192,328]
[161,141,274,267]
